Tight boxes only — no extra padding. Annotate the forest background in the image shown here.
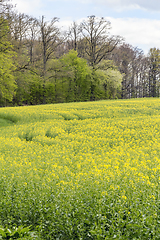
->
[1,0,160,107]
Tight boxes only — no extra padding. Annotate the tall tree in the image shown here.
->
[79,16,123,100]
[80,16,123,69]
[47,59,64,103]
[38,16,62,103]
[148,48,160,97]
[60,50,92,102]
[138,56,150,98]
[111,44,145,99]
[95,60,122,99]
[26,17,39,64]
[67,21,81,51]
[39,16,61,77]
[0,10,16,105]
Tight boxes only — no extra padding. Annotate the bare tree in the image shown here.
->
[111,43,149,99]
[39,16,62,76]
[38,16,63,103]
[67,21,81,51]
[10,13,30,48]
[0,0,14,17]
[148,48,160,97]
[80,16,123,69]
[26,17,39,64]
[0,0,14,40]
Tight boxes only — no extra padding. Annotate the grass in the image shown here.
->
[0,118,13,127]
[0,98,160,239]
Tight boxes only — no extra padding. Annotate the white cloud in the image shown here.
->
[58,17,160,53]
[106,17,160,53]
[12,0,160,13]
[77,0,160,11]
[12,0,42,15]
[57,17,160,54]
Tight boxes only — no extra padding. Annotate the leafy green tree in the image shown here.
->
[60,50,92,102]
[47,59,65,103]
[0,16,17,105]
[95,60,122,99]
[13,70,43,105]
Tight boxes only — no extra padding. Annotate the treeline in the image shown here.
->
[0,0,160,106]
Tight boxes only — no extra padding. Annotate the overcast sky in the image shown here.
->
[11,0,160,54]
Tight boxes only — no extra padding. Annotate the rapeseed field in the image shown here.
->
[0,98,160,239]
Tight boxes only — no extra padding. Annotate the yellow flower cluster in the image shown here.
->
[0,98,160,229]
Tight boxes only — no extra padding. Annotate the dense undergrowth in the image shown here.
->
[0,98,160,239]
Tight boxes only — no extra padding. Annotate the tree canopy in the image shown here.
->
[0,0,160,106]
[0,14,16,104]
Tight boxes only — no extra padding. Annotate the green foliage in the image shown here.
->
[60,50,92,102]
[18,127,37,141]
[95,60,123,99]
[0,17,122,106]
[13,71,43,105]
[0,118,13,127]
[0,112,19,123]
[0,225,38,239]
[46,59,66,103]
[0,17,17,103]
[1,2,159,106]
[0,51,16,102]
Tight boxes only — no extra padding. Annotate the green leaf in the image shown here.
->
[0,228,6,238]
